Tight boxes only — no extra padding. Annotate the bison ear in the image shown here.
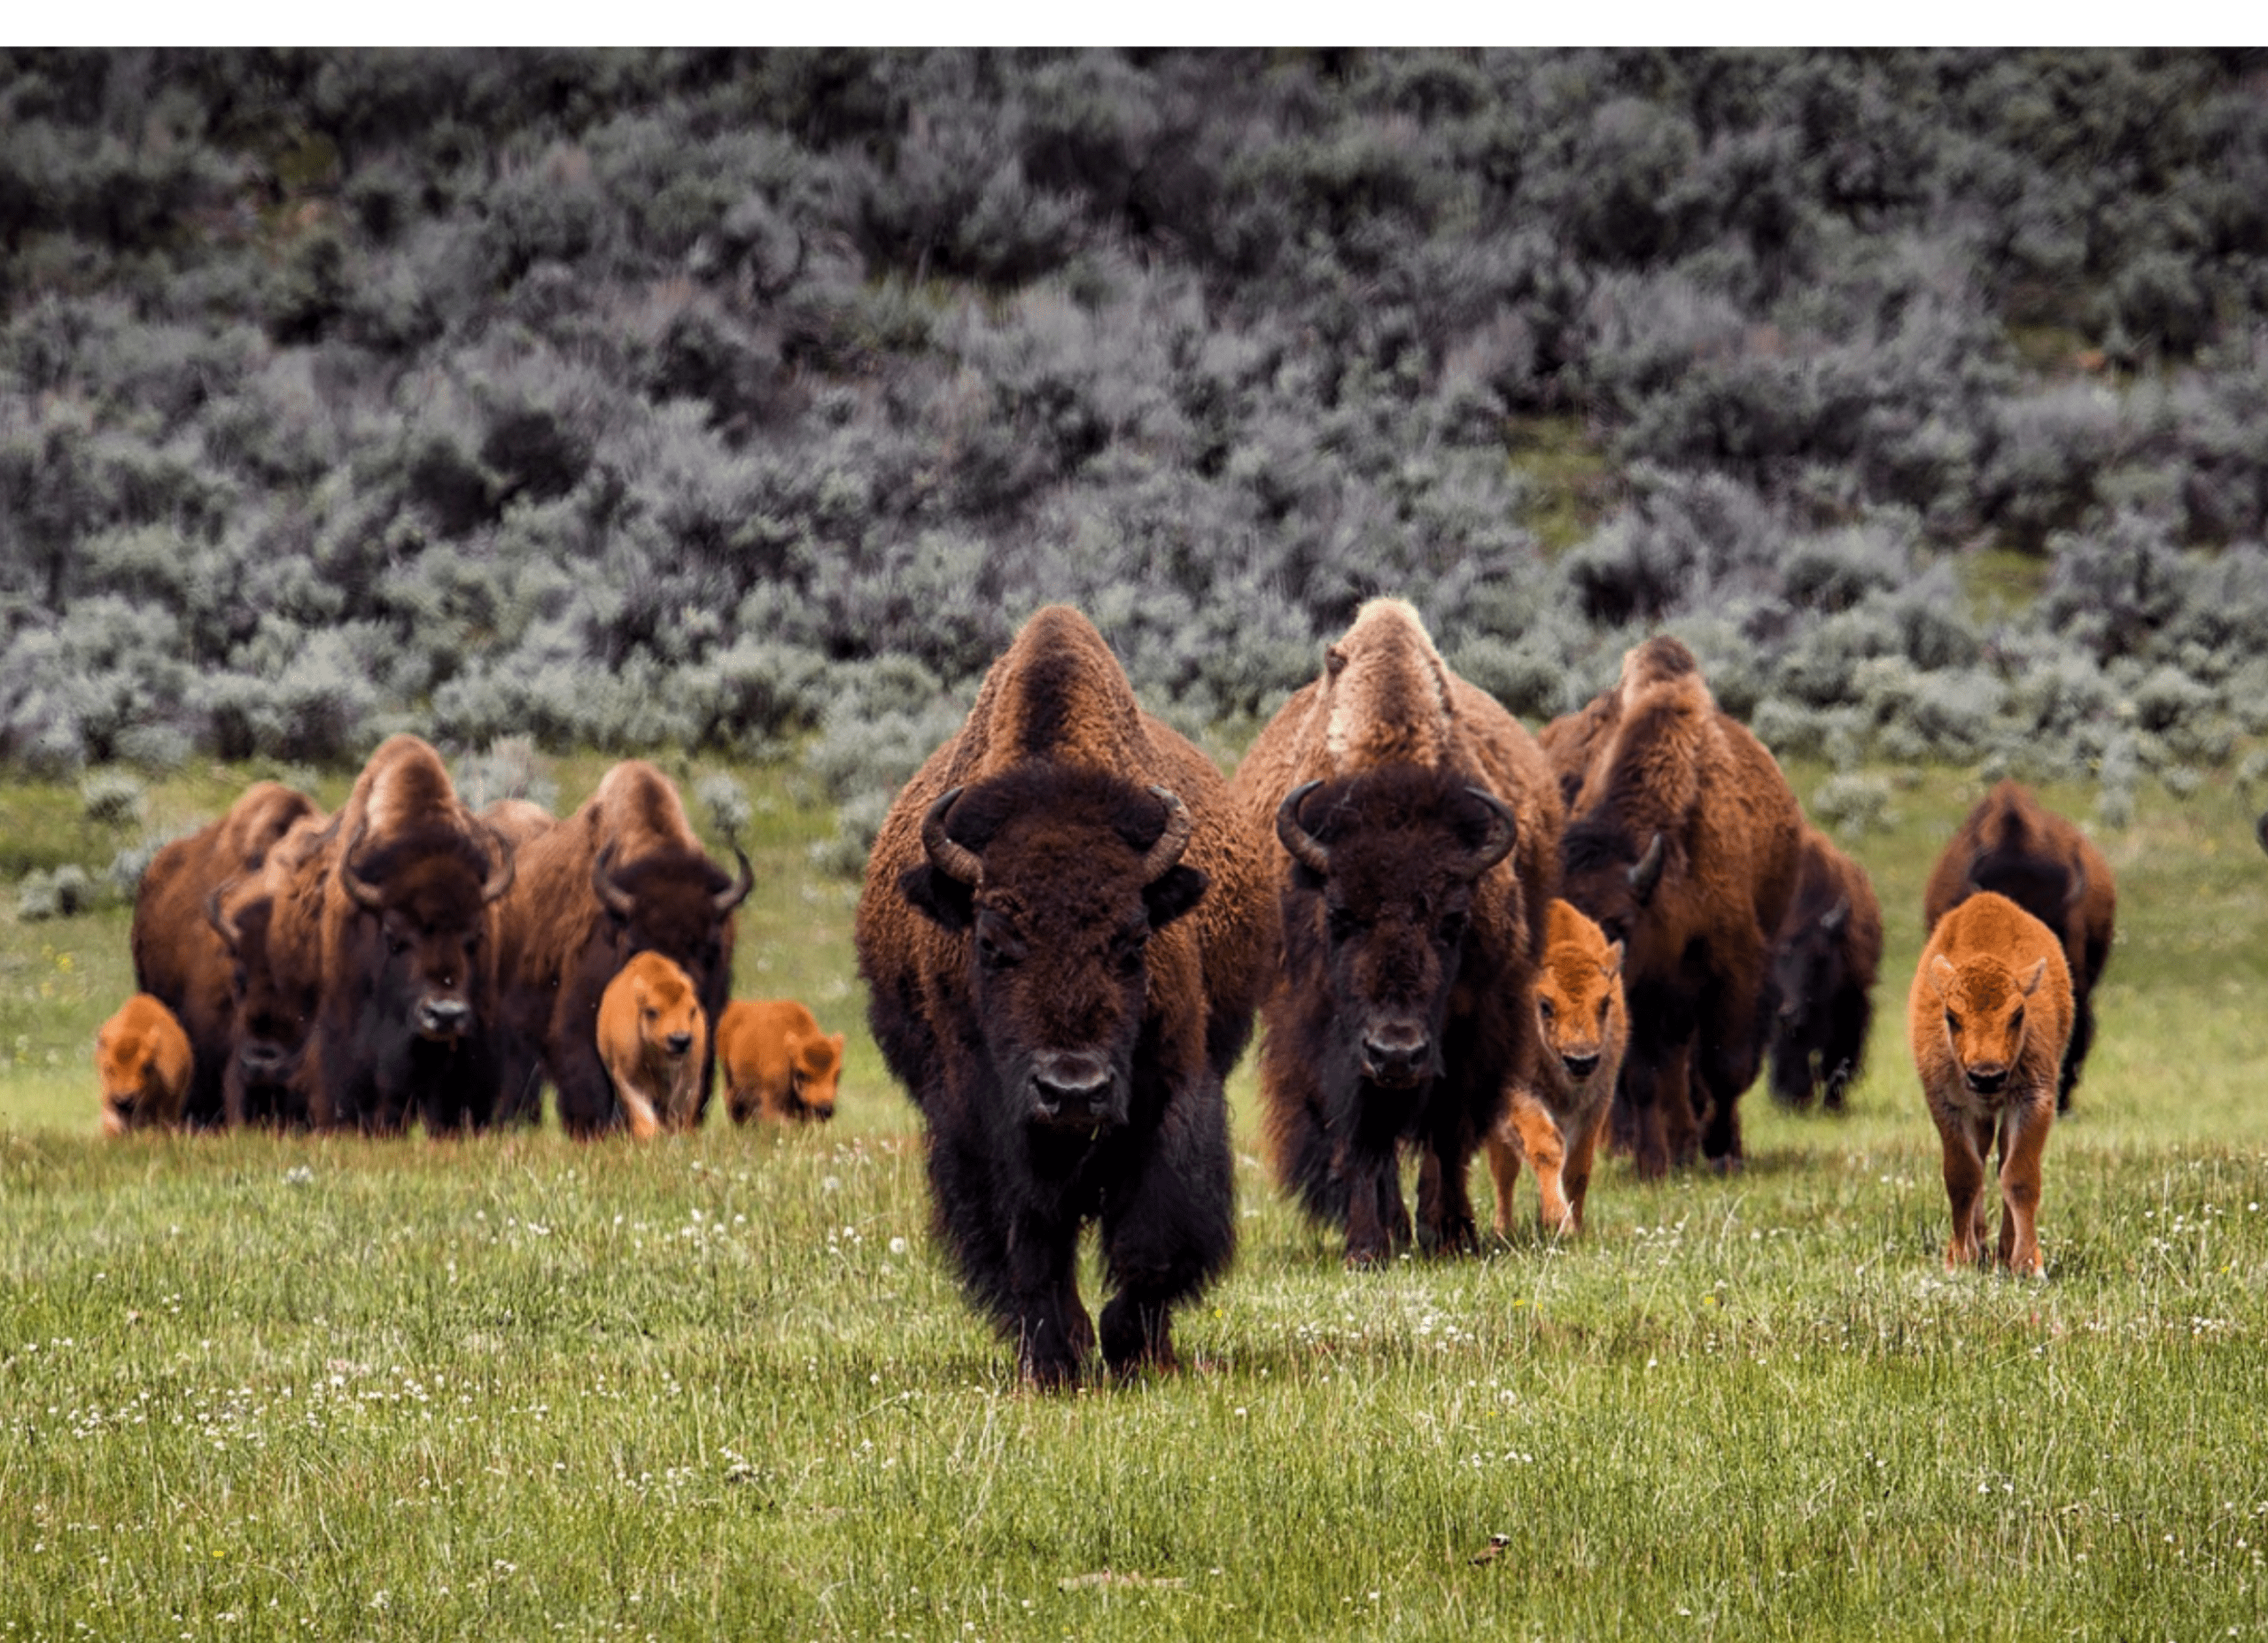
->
[1926,953,1956,1000]
[828,1032,846,1057]
[1144,864,1209,932]
[2018,957,2047,997]
[899,864,975,933]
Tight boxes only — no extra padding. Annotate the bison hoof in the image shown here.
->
[1418,1215,1478,1257]
[1099,1297,1176,1376]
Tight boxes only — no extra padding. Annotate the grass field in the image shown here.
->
[4,756,2267,1639]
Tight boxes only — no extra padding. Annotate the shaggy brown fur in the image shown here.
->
[1230,598,1563,1264]
[301,735,516,1134]
[1767,825,1884,1112]
[1909,891,2073,1276]
[596,951,709,1138]
[717,999,846,1123]
[1922,780,2115,1112]
[856,604,1268,1385]
[1484,900,1627,1237]
[95,994,193,1135]
[1550,636,1802,1177]
[480,798,557,850]
[131,781,320,1127]
[493,762,750,1136]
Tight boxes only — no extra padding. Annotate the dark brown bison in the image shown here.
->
[294,735,516,1135]
[1231,599,1562,1265]
[131,781,321,1128]
[856,605,1270,1385]
[1922,779,2115,1112]
[1550,636,1802,1178]
[207,806,330,1128]
[1767,826,1884,1112]
[493,762,750,1136]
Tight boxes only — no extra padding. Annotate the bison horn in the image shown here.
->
[921,787,984,887]
[714,846,754,915]
[1139,786,1194,882]
[1820,896,1849,934]
[206,880,244,951]
[1464,787,1519,874]
[1628,831,1667,901]
[2062,865,2087,910]
[1275,782,1331,876]
[478,824,517,905]
[592,846,638,920]
[339,823,386,913]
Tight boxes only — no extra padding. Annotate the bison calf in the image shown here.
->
[1767,827,1884,1112]
[1484,901,1627,1238]
[596,952,710,1138]
[1909,891,2074,1277]
[717,999,845,1123]
[96,995,193,1135]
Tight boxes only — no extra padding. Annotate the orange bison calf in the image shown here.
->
[717,1000,846,1124]
[96,995,193,1135]
[1484,901,1627,1238]
[1909,891,2074,1277]
[596,952,710,1138]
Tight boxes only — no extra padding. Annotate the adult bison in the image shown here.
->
[1922,780,2114,1113]
[856,605,1270,1385]
[1231,599,1562,1265]
[292,735,517,1135]
[207,806,330,1128]
[493,762,750,1136]
[1550,636,1801,1177]
[131,781,321,1128]
[1767,826,1884,1112]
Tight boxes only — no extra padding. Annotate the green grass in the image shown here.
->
[4,759,2268,1639]
[1505,414,1619,558]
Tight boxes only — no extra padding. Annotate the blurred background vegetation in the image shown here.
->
[7,48,2268,880]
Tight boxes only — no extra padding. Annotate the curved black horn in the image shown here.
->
[1275,781,1330,876]
[2063,865,2088,911]
[1139,787,1194,882]
[1820,896,1849,934]
[591,845,637,919]
[478,824,517,906]
[206,880,244,950]
[339,823,386,913]
[921,787,983,887]
[1464,787,1519,875]
[713,845,754,915]
[1628,831,1667,902]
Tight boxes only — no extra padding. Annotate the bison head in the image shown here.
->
[1772,895,1850,1028]
[591,841,754,1004]
[1926,950,2047,1099]
[1964,846,2082,929]
[1557,817,1669,957]
[1275,768,1518,1091]
[210,887,316,1090]
[1536,906,1623,1090]
[95,998,186,1135]
[339,822,514,1043]
[898,767,1207,1133]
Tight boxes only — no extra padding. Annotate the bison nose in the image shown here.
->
[664,1031,694,1057]
[1965,1064,2008,1097]
[1361,1024,1432,1088]
[239,1041,285,1076]
[1561,1050,1601,1081]
[1029,1050,1114,1126]
[416,997,471,1039]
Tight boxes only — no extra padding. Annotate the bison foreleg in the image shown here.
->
[1099,1086,1233,1376]
[1995,1099,2053,1277]
[1414,1115,1480,1256]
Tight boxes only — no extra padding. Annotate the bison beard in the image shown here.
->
[874,765,1231,1386]
[1261,769,1522,1264]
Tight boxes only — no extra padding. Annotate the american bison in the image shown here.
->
[298,735,517,1135]
[95,994,193,1135]
[717,999,846,1124]
[1922,780,2114,1113]
[1767,826,1884,1112]
[1483,900,1627,1238]
[1231,598,1562,1265]
[856,604,1269,1385]
[131,781,321,1127]
[207,806,330,1129]
[1550,636,1802,1177]
[493,762,750,1136]
[1909,889,2073,1276]
[596,951,709,1138]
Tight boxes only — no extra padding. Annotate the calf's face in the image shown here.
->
[1536,916,1623,1089]
[95,1003,184,1134]
[785,1031,846,1120]
[901,771,1206,1133]
[1927,952,2047,1098]
[632,963,703,1065]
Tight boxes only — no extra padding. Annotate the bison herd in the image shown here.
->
[100,736,841,1143]
[96,601,2155,1385]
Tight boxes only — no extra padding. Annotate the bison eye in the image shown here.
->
[2010,1005,2025,1032]
[386,933,410,957]
[977,934,1019,973]
[1537,996,1556,1021]
[1944,1009,1959,1035]
[1325,906,1360,943]
[1435,911,1468,948]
